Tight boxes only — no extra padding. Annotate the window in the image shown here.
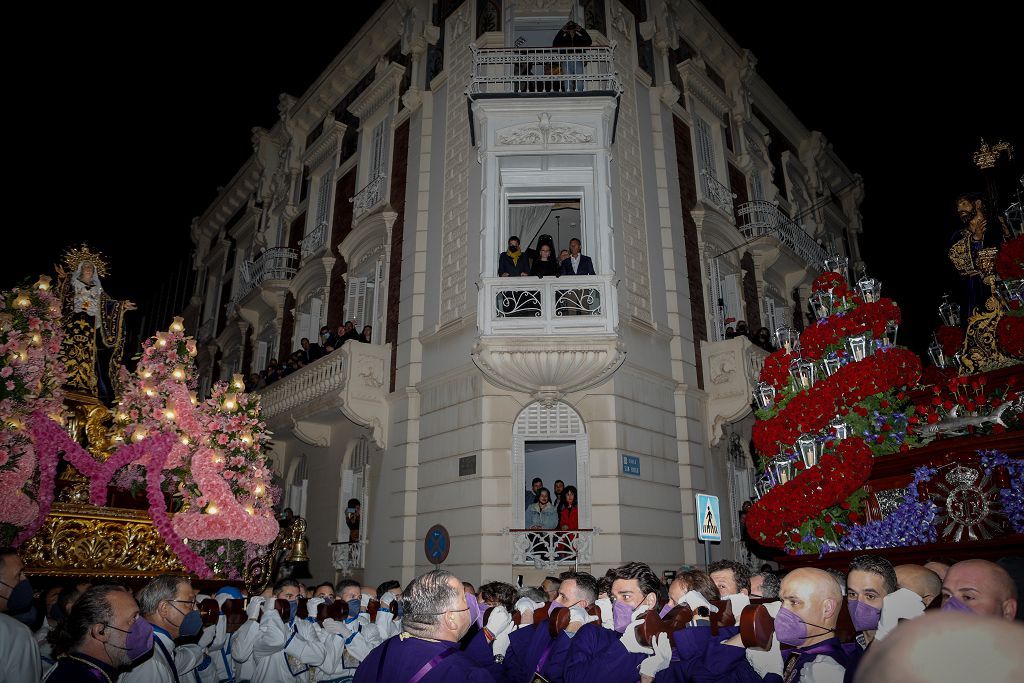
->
[695,115,718,182]
[344,259,385,337]
[292,293,324,351]
[313,170,334,229]
[763,292,789,337]
[369,120,388,181]
[708,255,741,341]
[508,199,583,259]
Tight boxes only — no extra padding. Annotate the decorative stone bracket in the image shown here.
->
[700,336,769,446]
[338,341,391,449]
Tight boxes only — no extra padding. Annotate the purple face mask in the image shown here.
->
[773,607,835,646]
[549,599,565,613]
[612,599,635,632]
[106,618,155,663]
[941,596,973,613]
[658,603,674,619]
[848,600,881,632]
[465,592,482,627]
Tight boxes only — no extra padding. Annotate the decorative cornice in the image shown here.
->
[471,335,626,403]
[678,60,731,119]
[348,61,407,124]
[302,116,347,171]
[496,113,596,148]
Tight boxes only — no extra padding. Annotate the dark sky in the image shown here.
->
[11,2,1021,355]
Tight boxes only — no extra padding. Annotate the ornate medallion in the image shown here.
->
[930,464,1005,542]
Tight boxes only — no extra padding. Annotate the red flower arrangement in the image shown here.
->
[995,236,1024,280]
[753,348,922,454]
[798,299,902,360]
[936,325,965,356]
[759,349,798,391]
[745,438,873,549]
[997,314,1024,358]
[812,272,851,297]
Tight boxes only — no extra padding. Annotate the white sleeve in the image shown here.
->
[344,623,382,662]
[247,617,289,659]
[800,655,847,683]
[284,623,327,666]
[5,624,42,683]
[313,627,349,676]
[172,643,205,676]
[229,620,257,664]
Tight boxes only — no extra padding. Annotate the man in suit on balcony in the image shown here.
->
[560,238,595,275]
[299,337,323,363]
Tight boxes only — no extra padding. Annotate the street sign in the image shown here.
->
[695,494,721,542]
[621,454,640,476]
[424,524,451,565]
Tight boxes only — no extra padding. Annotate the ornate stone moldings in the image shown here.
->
[301,114,347,170]
[678,61,731,119]
[700,336,768,446]
[496,114,596,148]
[472,335,625,402]
[339,341,391,448]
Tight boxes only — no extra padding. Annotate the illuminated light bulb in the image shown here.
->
[155,332,168,347]
[180,436,191,445]
[116,412,128,423]
[245,506,255,515]
[231,374,245,390]
[145,388,156,398]
[207,505,218,515]
[240,432,253,446]
[222,393,237,411]
[142,370,153,379]
[29,333,42,346]
[189,392,198,405]
[172,366,185,380]
[14,294,31,308]
[253,484,265,496]
[35,275,51,291]
[6,418,24,431]
[163,409,176,421]
[133,429,148,442]
[169,316,185,333]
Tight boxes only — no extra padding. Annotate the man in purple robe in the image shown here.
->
[354,569,497,682]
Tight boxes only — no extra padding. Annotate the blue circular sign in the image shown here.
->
[424,524,450,565]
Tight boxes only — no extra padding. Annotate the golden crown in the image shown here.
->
[61,244,110,278]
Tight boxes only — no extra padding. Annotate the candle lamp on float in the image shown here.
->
[775,327,800,354]
[856,276,882,304]
[753,382,776,410]
[846,332,874,362]
[824,254,849,282]
[938,294,961,327]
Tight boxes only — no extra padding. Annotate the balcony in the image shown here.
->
[330,540,364,571]
[506,529,596,572]
[736,200,828,269]
[700,336,770,446]
[701,169,736,217]
[257,341,391,447]
[300,222,328,261]
[236,248,300,301]
[468,46,621,98]
[479,274,616,336]
[197,319,214,343]
[351,174,387,223]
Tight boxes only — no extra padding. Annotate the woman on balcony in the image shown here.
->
[526,488,559,530]
[529,242,561,278]
[558,486,579,531]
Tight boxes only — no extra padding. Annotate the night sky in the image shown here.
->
[10,2,1020,356]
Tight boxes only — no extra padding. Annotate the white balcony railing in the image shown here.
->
[479,274,616,336]
[351,174,387,222]
[468,45,621,97]
[506,529,596,572]
[330,540,364,571]
[300,222,328,260]
[237,248,300,300]
[700,169,736,216]
[259,349,346,420]
[736,200,828,268]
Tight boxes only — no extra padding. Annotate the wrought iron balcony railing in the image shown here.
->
[479,274,617,336]
[505,529,596,572]
[236,248,300,300]
[736,200,828,268]
[330,540,364,571]
[700,169,736,216]
[300,222,328,260]
[351,174,387,222]
[468,45,621,97]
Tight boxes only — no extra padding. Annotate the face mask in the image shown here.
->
[549,599,565,613]
[321,596,334,605]
[612,599,634,633]
[848,600,881,631]
[106,619,155,663]
[465,592,481,627]
[395,601,405,618]
[346,599,361,621]
[169,603,203,638]
[288,599,299,623]
[0,579,33,614]
[658,603,674,619]
[941,596,973,613]
[773,607,835,646]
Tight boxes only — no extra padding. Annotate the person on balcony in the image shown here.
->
[299,337,323,363]
[560,238,596,275]
[526,488,559,530]
[529,243,561,278]
[339,321,363,345]
[526,477,543,511]
[360,325,372,343]
[559,485,579,531]
[552,20,592,92]
[345,499,361,543]
[320,325,337,350]
[499,235,530,277]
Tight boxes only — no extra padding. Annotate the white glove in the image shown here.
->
[763,601,782,618]
[745,633,783,677]
[306,597,325,618]
[493,628,512,658]
[595,597,614,630]
[379,592,397,609]
[322,618,353,638]
[631,602,652,620]
[246,596,265,620]
[208,615,228,651]
[484,605,513,636]
[639,633,673,678]
[360,593,373,608]
[619,618,653,655]
[725,593,751,615]
[513,597,544,623]
[198,623,218,649]
[875,588,926,642]
[214,593,230,608]
[680,590,718,614]
[568,605,598,628]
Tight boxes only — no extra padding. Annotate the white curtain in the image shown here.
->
[511,204,553,252]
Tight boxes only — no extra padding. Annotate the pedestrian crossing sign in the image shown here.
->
[696,494,721,542]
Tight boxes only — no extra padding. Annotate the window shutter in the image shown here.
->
[708,257,725,341]
[345,277,368,327]
[253,341,268,374]
[723,273,741,329]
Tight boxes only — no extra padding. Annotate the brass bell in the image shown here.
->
[290,536,310,563]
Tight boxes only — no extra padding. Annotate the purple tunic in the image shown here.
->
[562,623,645,683]
[353,633,497,683]
[44,652,121,682]
[693,635,861,683]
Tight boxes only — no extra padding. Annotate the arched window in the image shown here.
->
[285,454,308,518]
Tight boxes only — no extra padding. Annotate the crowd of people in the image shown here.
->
[5,546,1020,682]
[499,235,596,279]
[525,477,579,531]
[246,321,371,391]
[723,320,775,352]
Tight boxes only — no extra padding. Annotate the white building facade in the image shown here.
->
[185,0,865,586]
